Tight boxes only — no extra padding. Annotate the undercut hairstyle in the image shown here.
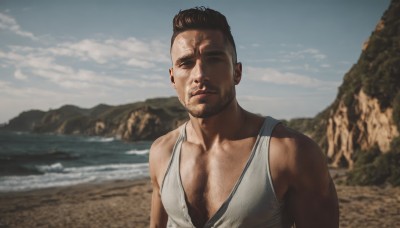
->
[171,7,237,63]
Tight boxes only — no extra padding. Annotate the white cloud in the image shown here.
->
[245,66,338,88]
[1,52,168,91]
[0,13,37,40]
[126,58,156,69]
[284,48,327,61]
[55,38,170,66]
[0,35,172,90]
[14,69,28,80]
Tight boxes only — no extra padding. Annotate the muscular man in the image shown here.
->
[149,7,339,228]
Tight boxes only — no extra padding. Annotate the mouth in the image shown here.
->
[191,89,216,97]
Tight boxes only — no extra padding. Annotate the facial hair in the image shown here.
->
[184,83,236,118]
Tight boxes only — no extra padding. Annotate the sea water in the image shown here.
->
[0,131,151,192]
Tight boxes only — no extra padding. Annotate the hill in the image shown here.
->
[1,97,189,141]
[287,0,400,185]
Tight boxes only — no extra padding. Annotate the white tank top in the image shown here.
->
[160,116,291,227]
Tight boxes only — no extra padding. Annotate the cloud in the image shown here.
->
[126,58,156,69]
[0,13,38,40]
[14,69,28,80]
[5,37,170,69]
[0,47,168,90]
[245,67,338,88]
[0,35,173,90]
[283,48,326,61]
[53,38,170,66]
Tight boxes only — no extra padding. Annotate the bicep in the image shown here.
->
[288,140,339,228]
[289,176,339,228]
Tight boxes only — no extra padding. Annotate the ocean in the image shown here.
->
[0,131,151,192]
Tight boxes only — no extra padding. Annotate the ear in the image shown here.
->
[233,62,242,85]
[169,68,176,89]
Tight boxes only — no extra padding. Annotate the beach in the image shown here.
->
[1,178,400,228]
[0,179,152,228]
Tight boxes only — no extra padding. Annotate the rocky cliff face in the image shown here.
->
[326,90,399,168]
[113,105,187,141]
[1,97,189,141]
[313,0,400,168]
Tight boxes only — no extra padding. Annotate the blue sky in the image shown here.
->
[0,0,391,123]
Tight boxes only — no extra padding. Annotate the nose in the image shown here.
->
[192,59,208,85]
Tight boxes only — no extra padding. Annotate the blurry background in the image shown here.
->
[0,0,391,123]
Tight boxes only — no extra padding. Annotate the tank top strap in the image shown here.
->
[260,116,282,204]
[160,121,188,193]
[262,116,281,137]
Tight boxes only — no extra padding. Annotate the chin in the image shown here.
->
[186,104,221,118]
[185,93,235,118]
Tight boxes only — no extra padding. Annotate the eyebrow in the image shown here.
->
[174,49,228,66]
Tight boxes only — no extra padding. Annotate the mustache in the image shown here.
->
[188,84,219,97]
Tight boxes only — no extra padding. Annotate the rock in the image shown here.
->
[0,97,189,141]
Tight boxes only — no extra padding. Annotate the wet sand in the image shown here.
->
[1,177,399,227]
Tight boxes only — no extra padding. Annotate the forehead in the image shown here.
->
[170,30,228,58]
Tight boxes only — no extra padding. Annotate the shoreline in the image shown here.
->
[1,177,400,227]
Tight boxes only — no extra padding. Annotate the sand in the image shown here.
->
[1,177,400,228]
[0,179,152,228]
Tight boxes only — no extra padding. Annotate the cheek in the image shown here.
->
[173,78,190,101]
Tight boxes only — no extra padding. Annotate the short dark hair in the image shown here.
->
[171,7,237,62]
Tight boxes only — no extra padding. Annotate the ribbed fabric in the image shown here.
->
[160,116,289,228]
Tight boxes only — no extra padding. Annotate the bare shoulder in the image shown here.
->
[149,126,182,188]
[149,127,180,161]
[270,123,339,227]
[271,123,327,174]
[269,123,330,197]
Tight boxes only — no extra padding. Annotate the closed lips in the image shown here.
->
[191,90,214,96]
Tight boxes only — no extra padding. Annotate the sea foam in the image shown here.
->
[85,136,115,142]
[125,149,149,155]
[37,163,65,173]
[0,163,149,192]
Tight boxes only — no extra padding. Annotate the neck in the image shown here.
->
[187,99,248,148]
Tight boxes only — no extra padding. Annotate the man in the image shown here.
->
[149,7,339,228]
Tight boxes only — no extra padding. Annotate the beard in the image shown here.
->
[183,85,236,118]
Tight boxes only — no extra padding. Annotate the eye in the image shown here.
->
[204,52,226,63]
[178,60,194,68]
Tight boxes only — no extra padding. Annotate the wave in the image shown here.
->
[0,163,149,192]
[125,149,149,155]
[36,163,65,173]
[85,136,115,142]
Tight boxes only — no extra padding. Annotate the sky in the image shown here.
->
[0,0,391,123]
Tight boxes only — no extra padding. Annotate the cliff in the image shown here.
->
[1,97,189,141]
[286,0,400,185]
[323,0,400,168]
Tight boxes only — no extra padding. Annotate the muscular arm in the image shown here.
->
[287,134,339,228]
[270,125,339,228]
[149,137,169,228]
[288,136,339,228]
